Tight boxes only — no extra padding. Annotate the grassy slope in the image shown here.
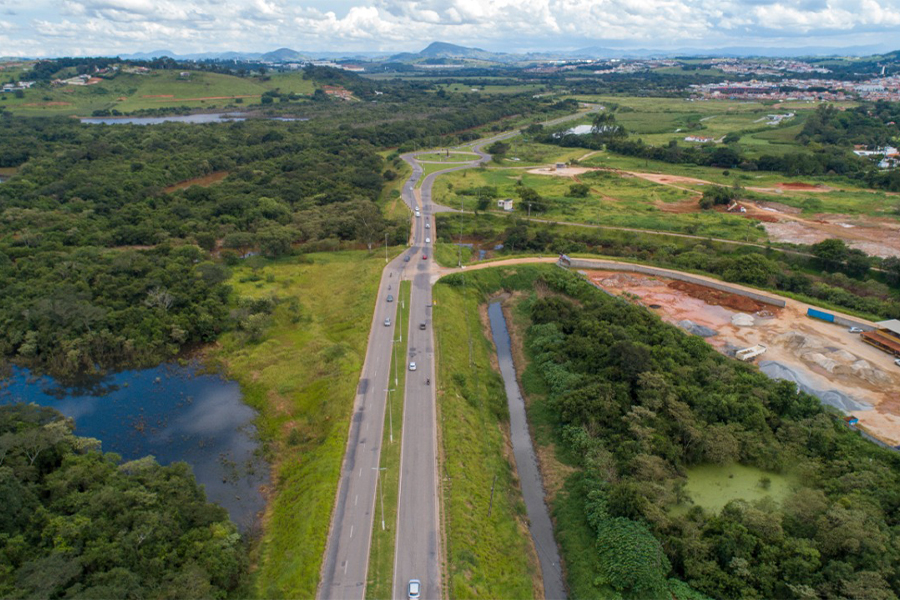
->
[211,251,384,598]
[366,280,411,600]
[2,69,315,116]
[433,274,537,600]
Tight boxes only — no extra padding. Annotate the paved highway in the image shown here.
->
[318,242,409,598]
[322,106,595,600]
[391,156,443,600]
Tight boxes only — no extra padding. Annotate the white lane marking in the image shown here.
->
[343,561,349,575]
[359,468,362,478]
[355,494,358,506]
[349,525,354,540]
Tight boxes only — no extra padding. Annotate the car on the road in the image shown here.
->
[422,254,427,260]
[408,362,417,371]
[419,322,426,330]
[404,255,411,262]
[407,579,421,600]
[848,327,864,333]
[384,318,391,327]
[895,358,900,368]
[425,222,430,229]
[425,237,431,243]
[387,295,394,302]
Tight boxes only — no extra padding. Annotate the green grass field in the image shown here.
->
[366,280,411,600]
[415,151,481,162]
[1,69,315,116]
[210,250,388,598]
[431,165,766,241]
[435,82,548,95]
[433,275,538,599]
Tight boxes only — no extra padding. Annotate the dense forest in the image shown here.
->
[449,266,900,599]
[799,102,900,148]
[0,404,248,598]
[0,73,569,376]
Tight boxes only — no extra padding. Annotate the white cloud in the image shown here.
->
[1,0,899,55]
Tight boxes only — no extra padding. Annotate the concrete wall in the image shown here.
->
[831,314,875,332]
[561,258,787,308]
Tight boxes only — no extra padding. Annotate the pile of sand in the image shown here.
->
[731,313,755,327]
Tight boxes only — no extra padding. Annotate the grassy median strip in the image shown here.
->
[211,251,388,599]
[433,275,536,599]
[365,279,411,600]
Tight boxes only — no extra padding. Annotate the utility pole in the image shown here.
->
[458,195,464,268]
[384,232,388,263]
[373,467,387,530]
[385,386,396,443]
[528,202,532,218]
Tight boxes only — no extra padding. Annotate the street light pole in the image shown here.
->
[385,387,396,443]
[393,337,399,387]
[372,467,387,530]
[384,232,388,263]
[458,195,464,268]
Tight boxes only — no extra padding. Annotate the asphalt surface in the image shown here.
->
[391,157,442,600]
[318,241,408,598]
[322,107,595,600]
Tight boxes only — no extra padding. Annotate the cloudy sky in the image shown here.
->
[1,0,899,57]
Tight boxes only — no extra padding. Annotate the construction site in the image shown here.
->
[583,269,900,447]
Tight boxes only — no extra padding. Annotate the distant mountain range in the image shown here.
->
[101,41,900,63]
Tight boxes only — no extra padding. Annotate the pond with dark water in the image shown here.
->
[0,362,268,533]
[80,113,307,125]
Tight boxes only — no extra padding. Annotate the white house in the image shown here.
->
[497,199,514,211]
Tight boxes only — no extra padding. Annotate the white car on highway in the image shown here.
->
[384,318,391,327]
[408,579,421,600]
[425,222,430,229]
[408,362,417,371]
[425,237,431,244]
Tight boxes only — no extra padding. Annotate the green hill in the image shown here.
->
[0,68,316,116]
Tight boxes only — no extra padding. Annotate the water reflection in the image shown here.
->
[80,113,308,125]
[0,362,268,533]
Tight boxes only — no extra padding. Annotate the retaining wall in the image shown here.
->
[561,258,787,308]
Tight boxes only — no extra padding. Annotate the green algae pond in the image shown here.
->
[675,463,798,514]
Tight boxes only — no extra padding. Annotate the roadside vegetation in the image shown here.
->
[433,273,538,599]
[210,251,386,598]
[442,264,900,600]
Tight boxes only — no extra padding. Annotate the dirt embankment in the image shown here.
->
[667,281,777,315]
[164,171,230,193]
